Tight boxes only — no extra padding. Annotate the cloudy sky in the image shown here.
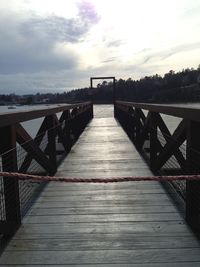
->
[0,0,200,94]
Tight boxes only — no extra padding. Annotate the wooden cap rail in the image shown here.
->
[115,100,200,122]
[0,101,92,127]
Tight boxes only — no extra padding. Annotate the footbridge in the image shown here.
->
[0,102,200,266]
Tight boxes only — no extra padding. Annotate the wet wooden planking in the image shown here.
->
[29,205,179,216]
[8,235,200,251]
[2,249,200,265]
[2,265,200,267]
[1,105,200,266]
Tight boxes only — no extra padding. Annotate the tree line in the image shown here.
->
[65,66,200,103]
[0,66,200,105]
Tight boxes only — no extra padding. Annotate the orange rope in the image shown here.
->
[0,171,200,183]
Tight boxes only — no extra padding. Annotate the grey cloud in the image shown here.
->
[0,0,100,75]
[20,1,100,44]
[161,42,200,60]
[107,40,124,47]
[141,42,200,64]
[135,48,152,55]
[142,56,152,64]
[0,46,77,74]
[0,68,91,94]
[102,57,117,63]
[0,16,77,74]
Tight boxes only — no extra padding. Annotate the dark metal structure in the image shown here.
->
[90,77,116,103]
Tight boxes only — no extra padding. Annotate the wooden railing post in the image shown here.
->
[149,112,158,173]
[46,115,57,175]
[114,103,117,118]
[0,125,21,236]
[63,110,73,152]
[186,120,200,234]
[134,108,141,148]
[90,103,94,119]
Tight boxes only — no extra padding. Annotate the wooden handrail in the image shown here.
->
[114,101,200,236]
[0,101,93,238]
[116,101,200,122]
[0,102,92,127]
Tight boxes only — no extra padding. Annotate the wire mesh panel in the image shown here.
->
[157,130,187,198]
[19,180,46,216]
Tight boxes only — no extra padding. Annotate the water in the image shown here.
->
[1,102,200,136]
[1,102,200,135]
[0,104,67,137]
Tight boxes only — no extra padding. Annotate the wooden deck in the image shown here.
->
[1,105,200,266]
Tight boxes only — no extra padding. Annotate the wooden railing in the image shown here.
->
[114,100,200,235]
[0,102,93,238]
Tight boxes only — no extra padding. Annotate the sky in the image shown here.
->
[0,0,200,94]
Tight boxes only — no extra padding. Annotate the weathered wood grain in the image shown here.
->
[2,248,200,265]
[28,205,178,216]
[14,221,191,236]
[30,199,179,208]
[2,264,200,267]
[7,235,200,251]
[24,213,182,224]
[1,105,200,266]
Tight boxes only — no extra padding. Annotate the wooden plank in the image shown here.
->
[39,182,163,190]
[15,221,191,236]
[57,162,148,170]
[8,235,200,251]
[38,188,170,196]
[2,264,200,267]
[2,248,200,265]
[24,213,182,224]
[31,199,177,208]
[29,205,178,216]
[35,192,173,201]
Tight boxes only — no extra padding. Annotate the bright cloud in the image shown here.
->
[0,0,199,93]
